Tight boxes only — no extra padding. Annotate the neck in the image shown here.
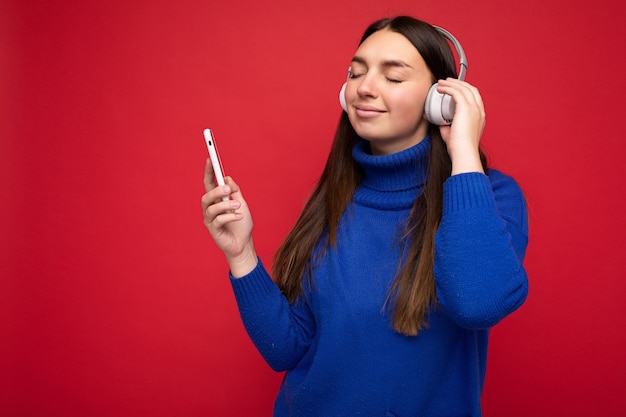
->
[367,126,431,156]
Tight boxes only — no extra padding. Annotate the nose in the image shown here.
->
[355,73,378,99]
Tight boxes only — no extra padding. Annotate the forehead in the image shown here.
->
[353,29,425,67]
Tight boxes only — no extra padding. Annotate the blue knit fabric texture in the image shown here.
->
[230,136,529,417]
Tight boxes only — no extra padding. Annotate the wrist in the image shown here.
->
[226,241,258,278]
[449,146,484,175]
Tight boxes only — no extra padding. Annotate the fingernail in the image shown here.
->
[223,186,231,194]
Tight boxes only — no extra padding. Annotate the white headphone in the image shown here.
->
[339,25,468,126]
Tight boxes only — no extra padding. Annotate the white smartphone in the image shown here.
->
[203,128,228,201]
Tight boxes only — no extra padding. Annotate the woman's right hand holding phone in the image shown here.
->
[202,158,258,277]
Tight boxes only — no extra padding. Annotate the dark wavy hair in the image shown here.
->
[272,16,488,336]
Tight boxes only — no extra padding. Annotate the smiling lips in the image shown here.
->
[355,104,386,118]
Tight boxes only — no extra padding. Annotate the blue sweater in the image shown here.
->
[230,137,529,417]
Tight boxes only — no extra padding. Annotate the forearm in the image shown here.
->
[434,172,529,329]
[230,259,314,371]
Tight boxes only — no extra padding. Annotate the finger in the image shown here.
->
[439,78,484,111]
[437,79,475,105]
[201,184,232,213]
[458,81,484,113]
[224,177,246,205]
[201,191,222,212]
[438,81,486,127]
[204,199,243,230]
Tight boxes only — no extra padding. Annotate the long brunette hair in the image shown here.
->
[272,16,488,336]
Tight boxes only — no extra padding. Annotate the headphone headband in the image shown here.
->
[432,25,468,81]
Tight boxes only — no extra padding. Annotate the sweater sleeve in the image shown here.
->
[229,259,316,372]
[434,170,529,329]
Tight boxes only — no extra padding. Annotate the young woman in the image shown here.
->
[202,15,528,417]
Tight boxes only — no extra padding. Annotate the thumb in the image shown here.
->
[224,176,246,202]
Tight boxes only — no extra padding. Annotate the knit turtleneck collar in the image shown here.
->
[352,136,431,210]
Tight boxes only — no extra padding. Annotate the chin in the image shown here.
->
[352,124,385,141]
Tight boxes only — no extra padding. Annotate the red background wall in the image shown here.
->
[2,0,625,415]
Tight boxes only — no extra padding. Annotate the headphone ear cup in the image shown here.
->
[339,82,347,112]
[424,83,455,126]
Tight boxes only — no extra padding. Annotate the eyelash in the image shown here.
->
[350,73,402,83]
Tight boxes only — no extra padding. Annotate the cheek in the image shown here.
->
[344,82,357,104]
[389,89,428,121]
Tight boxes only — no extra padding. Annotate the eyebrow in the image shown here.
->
[351,56,413,69]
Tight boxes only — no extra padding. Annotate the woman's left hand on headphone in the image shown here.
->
[436,78,486,175]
